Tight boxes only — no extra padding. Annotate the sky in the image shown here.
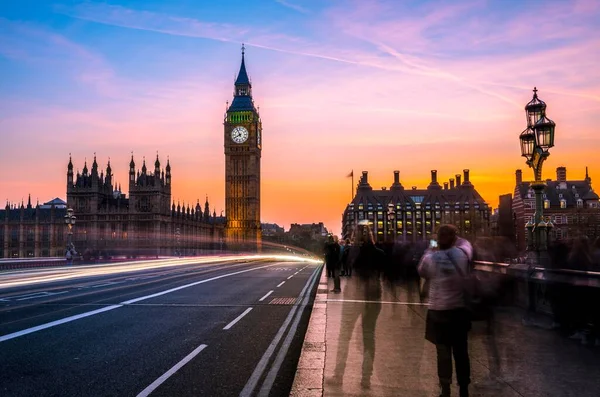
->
[1,0,599,236]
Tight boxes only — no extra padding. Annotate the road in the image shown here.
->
[0,256,322,397]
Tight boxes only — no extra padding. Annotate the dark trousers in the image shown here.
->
[436,336,470,386]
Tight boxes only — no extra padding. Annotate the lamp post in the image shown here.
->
[64,207,76,264]
[519,87,556,263]
[519,88,555,322]
[387,203,395,240]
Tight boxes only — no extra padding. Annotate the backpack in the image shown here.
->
[446,249,490,321]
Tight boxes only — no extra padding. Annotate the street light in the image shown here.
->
[519,88,556,323]
[64,207,76,264]
[387,203,395,239]
[519,87,556,258]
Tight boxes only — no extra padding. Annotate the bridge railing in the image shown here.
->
[473,260,600,315]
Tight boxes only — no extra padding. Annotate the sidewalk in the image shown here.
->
[291,268,600,397]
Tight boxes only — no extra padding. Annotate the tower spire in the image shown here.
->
[235,44,250,87]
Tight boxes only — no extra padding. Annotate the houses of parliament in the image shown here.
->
[0,48,262,258]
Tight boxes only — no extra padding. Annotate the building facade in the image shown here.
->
[1,198,68,258]
[65,154,225,258]
[224,46,262,245]
[512,167,600,250]
[342,170,491,243]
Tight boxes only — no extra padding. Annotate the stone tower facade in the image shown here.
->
[224,46,262,245]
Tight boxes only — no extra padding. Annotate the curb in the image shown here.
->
[290,266,328,397]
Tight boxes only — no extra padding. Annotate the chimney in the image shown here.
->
[444,182,449,190]
[431,170,438,184]
[463,169,471,185]
[556,167,566,182]
[394,170,400,184]
[450,178,455,189]
[516,169,523,185]
[456,174,462,187]
[362,171,368,184]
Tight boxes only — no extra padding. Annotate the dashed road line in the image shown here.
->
[136,344,208,397]
[276,281,285,288]
[259,290,274,302]
[223,308,253,330]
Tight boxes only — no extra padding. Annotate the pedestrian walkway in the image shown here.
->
[291,268,600,397]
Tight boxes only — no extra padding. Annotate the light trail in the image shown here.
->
[0,254,321,289]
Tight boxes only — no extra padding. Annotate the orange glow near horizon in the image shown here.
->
[1,1,600,236]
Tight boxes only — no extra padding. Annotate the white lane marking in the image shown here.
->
[240,265,321,397]
[258,266,321,396]
[276,281,285,288]
[0,305,122,343]
[120,264,273,304]
[136,344,207,397]
[16,291,68,301]
[287,275,293,280]
[0,264,275,343]
[259,290,274,302]
[223,308,253,330]
[9,292,49,300]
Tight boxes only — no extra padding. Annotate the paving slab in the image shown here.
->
[292,271,600,397]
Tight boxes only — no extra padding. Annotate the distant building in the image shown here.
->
[342,170,491,242]
[493,193,516,241]
[1,197,68,258]
[288,223,329,241]
[513,167,600,250]
[261,223,284,237]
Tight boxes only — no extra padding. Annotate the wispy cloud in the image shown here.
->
[274,0,309,14]
[0,17,116,96]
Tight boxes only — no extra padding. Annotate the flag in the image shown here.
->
[346,170,353,178]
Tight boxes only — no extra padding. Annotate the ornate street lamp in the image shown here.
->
[64,207,76,264]
[519,87,556,259]
[387,203,395,239]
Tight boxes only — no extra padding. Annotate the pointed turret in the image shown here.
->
[83,159,88,175]
[91,153,98,175]
[105,159,113,188]
[67,154,74,186]
[196,199,202,219]
[204,196,210,222]
[235,44,250,86]
[155,152,161,177]
[228,44,256,112]
[129,153,136,187]
[165,157,171,186]
[27,194,32,209]
[141,157,147,174]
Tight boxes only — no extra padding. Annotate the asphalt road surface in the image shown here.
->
[0,256,322,397]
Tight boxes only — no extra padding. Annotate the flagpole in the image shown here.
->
[351,170,354,202]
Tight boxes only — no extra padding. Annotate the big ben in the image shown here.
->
[224,45,262,246]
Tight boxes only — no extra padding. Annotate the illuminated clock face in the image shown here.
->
[231,126,249,144]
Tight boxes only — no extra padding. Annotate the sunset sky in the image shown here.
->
[1,0,599,236]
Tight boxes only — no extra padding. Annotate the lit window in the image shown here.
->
[544,200,550,209]
[396,221,403,228]
[560,200,566,209]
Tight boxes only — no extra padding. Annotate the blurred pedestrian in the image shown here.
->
[341,238,351,276]
[352,223,384,280]
[419,224,471,397]
[324,234,339,279]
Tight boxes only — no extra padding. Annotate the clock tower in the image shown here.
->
[224,45,262,246]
